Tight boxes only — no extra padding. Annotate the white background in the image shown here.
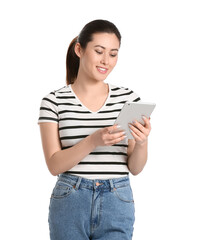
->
[1,0,199,239]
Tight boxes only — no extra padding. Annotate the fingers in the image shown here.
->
[106,132,127,145]
[128,122,147,145]
[142,116,151,129]
[129,127,143,142]
[128,117,151,145]
[130,124,146,139]
[108,124,121,134]
[104,117,151,146]
[108,128,126,140]
[105,124,127,145]
[129,117,151,134]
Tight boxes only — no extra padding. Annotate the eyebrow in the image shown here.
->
[94,45,119,51]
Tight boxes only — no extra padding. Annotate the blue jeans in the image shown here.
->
[48,173,135,240]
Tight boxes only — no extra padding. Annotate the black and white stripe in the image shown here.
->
[38,83,141,179]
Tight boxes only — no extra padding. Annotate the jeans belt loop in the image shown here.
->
[75,176,82,190]
[109,179,114,192]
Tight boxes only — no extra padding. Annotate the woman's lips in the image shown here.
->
[96,66,108,74]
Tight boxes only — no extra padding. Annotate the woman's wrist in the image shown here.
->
[135,138,148,147]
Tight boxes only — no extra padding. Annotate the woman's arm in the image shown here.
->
[39,122,125,176]
[39,122,97,176]
[127,140,148,175]
[127,116,151,175]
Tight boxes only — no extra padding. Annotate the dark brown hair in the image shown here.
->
[66,19,121,85]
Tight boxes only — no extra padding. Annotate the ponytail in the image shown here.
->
[66,36,79,85]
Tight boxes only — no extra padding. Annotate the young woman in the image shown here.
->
[38,19,151,240]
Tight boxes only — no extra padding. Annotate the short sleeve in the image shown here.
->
[128,89,141,102]
[37,91,59,124]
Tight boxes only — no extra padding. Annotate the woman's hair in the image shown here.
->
[66,19,121,85]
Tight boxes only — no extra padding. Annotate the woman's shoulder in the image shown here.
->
[42,85,69,98]
[39,86,68,107]
[109,83,141,102]
[110,83,135,93]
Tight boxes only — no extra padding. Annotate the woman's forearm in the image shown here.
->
[127,139,148,175]
[49,135,96,176]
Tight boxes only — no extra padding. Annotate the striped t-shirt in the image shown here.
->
[38,82,141,179]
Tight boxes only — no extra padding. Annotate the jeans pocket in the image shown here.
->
[51,180,75,199]
[114,184,134,203]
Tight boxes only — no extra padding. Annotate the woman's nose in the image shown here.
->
[100,53,109,65]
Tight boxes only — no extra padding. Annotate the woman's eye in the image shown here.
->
[110,54,117,57]
[95,50,103,54]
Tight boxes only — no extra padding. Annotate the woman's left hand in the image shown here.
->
[128,116,151,145]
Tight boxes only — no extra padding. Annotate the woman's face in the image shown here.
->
[76,32,120,83]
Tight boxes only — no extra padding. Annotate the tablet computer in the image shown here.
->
[113,101,156,139]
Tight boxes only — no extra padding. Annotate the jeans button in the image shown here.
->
[96,182,103,186]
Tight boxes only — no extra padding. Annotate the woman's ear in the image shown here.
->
[74,42,82,58]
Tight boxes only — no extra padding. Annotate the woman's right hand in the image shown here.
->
[90,125,127,147]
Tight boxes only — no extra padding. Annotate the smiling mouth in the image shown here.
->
[96,66,108,74]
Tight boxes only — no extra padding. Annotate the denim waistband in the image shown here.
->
[57,173,131,192]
